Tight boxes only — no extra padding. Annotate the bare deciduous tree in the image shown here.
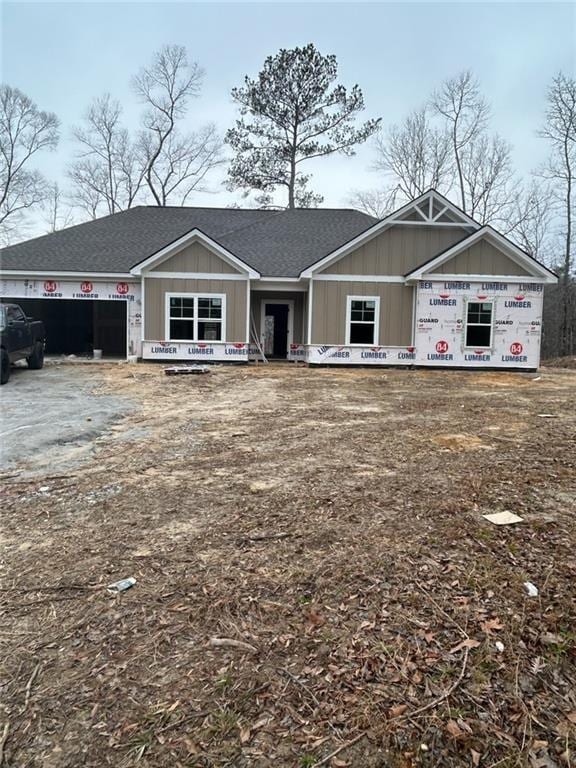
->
[507,182,554,259]
[0,85,59,238]
[69,94,143,217]
[42,182,74,232]
[538,72,576,355]
[460,133,517,227]
[133,44,223,206]
[348,186,400,218]
[353,73,519,228]
[432,70,489,211]
[372,108,453,200]
[138,122,222,206]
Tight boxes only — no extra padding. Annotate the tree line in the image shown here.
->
[1,43,574,355]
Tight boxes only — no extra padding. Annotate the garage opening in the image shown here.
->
[6,299,127,357]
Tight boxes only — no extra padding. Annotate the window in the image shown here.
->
[167,294,225,342]
[465,302,493,348]
[197,297,223,341]
[6,305,26,323]
[346,296,380,345]
[169,297,195,340]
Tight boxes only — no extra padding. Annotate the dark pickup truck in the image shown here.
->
[0,302,46,384]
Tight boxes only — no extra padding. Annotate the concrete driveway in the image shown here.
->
[0,362,132,474]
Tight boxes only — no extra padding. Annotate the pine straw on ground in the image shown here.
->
[543,357,576,370]
[1,363,575,768]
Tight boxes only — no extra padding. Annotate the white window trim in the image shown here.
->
[165,292,227,343]
[464,299,494,350]
[345,295,380,346]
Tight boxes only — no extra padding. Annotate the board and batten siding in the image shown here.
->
[250,291,306,344]
[320,225,470,276]
[430,238,532,276]
[149,241,239,273]
[311,281,414,346]
[144,278,248,341]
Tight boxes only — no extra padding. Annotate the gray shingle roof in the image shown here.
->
[0,205,377,278]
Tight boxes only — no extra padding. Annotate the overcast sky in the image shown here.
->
[2,1,575,233]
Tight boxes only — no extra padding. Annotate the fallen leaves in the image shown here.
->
[480,617,504,634]
[445,718,473,739]
[449,638,481,653]
[446,719,463,738]
[3,364,576,767]
[389,704,409,718]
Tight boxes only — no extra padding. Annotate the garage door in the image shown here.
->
[6,298,127,357]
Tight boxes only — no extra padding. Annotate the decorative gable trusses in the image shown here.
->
[390,190,480,228]
[300,190,479,277]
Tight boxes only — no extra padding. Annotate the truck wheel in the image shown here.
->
[27,341,45,370]
[0,348,10,385]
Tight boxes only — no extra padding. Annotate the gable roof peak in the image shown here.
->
[404,225,557,283]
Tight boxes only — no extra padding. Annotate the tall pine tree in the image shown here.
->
[226,44,380,208]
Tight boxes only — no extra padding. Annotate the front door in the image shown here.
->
[263,303,290,358]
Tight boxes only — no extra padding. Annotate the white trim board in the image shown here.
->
[406,227,557,283]
[307,278,314,345]
[372,221,474,228]
[252,281,308,292]
[413,274,549,284]
[131,229,260,278]
[245,279,250,344]
[313,274,405,283]
[144,271,248,281]
[0,271,134,280]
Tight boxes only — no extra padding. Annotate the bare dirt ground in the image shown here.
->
[1,362,575,768]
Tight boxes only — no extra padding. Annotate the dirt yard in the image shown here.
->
[1,362,575,768]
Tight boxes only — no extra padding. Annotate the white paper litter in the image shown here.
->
[107,577,137,593]
[482,511,524,525]
[523,581,539,597]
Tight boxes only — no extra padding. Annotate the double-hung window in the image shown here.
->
[346,296,380,345]
[465,301,493,348]
[167,294,225,342]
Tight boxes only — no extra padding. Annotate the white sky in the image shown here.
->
[2,1,575,235]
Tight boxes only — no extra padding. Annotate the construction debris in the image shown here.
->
[164,365,209,376]
[107,577,136,593]
[482,511,524,525]
[209,637,258,654]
